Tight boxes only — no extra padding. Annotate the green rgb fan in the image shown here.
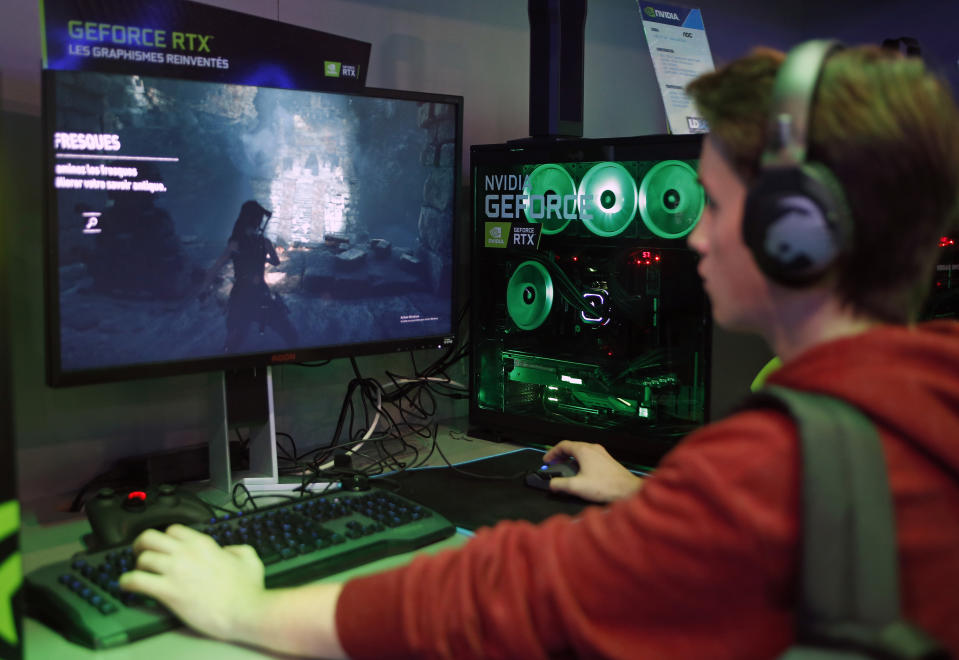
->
[638,160,704,239]
[577,162,638,237]
[506,260,554,330]
[522,163,576,234]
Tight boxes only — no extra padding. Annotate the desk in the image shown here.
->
[19,425,529,659]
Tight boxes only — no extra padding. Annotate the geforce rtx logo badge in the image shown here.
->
[324,62,359,78]
[485,222,511,248]
[511,224,541,249]
[644,5,680,21]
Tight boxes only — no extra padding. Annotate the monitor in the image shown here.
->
[469,134,710,467]
[43,68,462,387]
[42,68,463,491]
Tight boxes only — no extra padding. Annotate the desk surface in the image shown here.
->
[19,425,542,659]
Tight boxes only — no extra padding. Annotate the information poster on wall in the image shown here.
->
[638,2,714,134]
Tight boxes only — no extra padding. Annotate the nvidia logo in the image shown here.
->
[324,61,341,77]
[644,6,680,20]
[485,222,510,248]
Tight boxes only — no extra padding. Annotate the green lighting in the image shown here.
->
[0,501,21,646]
[578,162,638,237]
[506,260,554,330]
[638,160,704,239]
[523,163,575,234]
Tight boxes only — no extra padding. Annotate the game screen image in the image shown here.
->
[45,70,458,380]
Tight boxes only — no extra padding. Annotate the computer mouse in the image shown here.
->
[524,458,580,491]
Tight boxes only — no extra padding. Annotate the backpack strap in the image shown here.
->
[744,386,946,658]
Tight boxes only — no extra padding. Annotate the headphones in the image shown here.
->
[741,39,853,287]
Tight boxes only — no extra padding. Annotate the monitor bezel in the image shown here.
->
[42,69,464,387]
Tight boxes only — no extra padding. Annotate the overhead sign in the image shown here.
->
[39,0,371,91]
[638,2,714,134]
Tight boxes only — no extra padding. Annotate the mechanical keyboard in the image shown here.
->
[24,487,456,649]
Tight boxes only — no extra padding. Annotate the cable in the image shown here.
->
[277,297,473,491]
[429,426,529,481]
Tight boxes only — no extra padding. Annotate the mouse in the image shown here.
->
[524,457,580,491]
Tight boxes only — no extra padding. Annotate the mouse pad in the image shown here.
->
[386,448,591,531]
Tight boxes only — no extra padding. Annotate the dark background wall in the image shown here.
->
[2,0,956,504]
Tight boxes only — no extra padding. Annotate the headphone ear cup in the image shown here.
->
[742,163,851,287]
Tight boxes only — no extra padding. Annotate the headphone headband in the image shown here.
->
[763,39,843,168]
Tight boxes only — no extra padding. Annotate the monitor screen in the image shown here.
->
[43,69,462,385]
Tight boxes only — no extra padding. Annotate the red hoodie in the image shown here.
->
[336,322,959,659]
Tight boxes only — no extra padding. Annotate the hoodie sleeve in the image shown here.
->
[335,409,803,660]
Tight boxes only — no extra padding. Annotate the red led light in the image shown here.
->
[127,491,147,501]
[632,251,662,265]
[572,256,579,262]
[941,236,956,247]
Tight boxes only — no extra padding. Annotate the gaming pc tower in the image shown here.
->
[468,134,710,466]
[925,235,959,320]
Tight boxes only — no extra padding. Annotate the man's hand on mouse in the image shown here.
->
[542,440,644,503]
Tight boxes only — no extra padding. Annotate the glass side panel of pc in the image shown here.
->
[469,135,710,466]
[43,69,462,385]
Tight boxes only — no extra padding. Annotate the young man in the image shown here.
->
[119,42,959,658]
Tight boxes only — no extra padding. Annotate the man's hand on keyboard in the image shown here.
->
[119,524,348,658]
[119,524,266,642]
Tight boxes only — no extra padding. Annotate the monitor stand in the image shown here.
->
[208,366,331,494]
